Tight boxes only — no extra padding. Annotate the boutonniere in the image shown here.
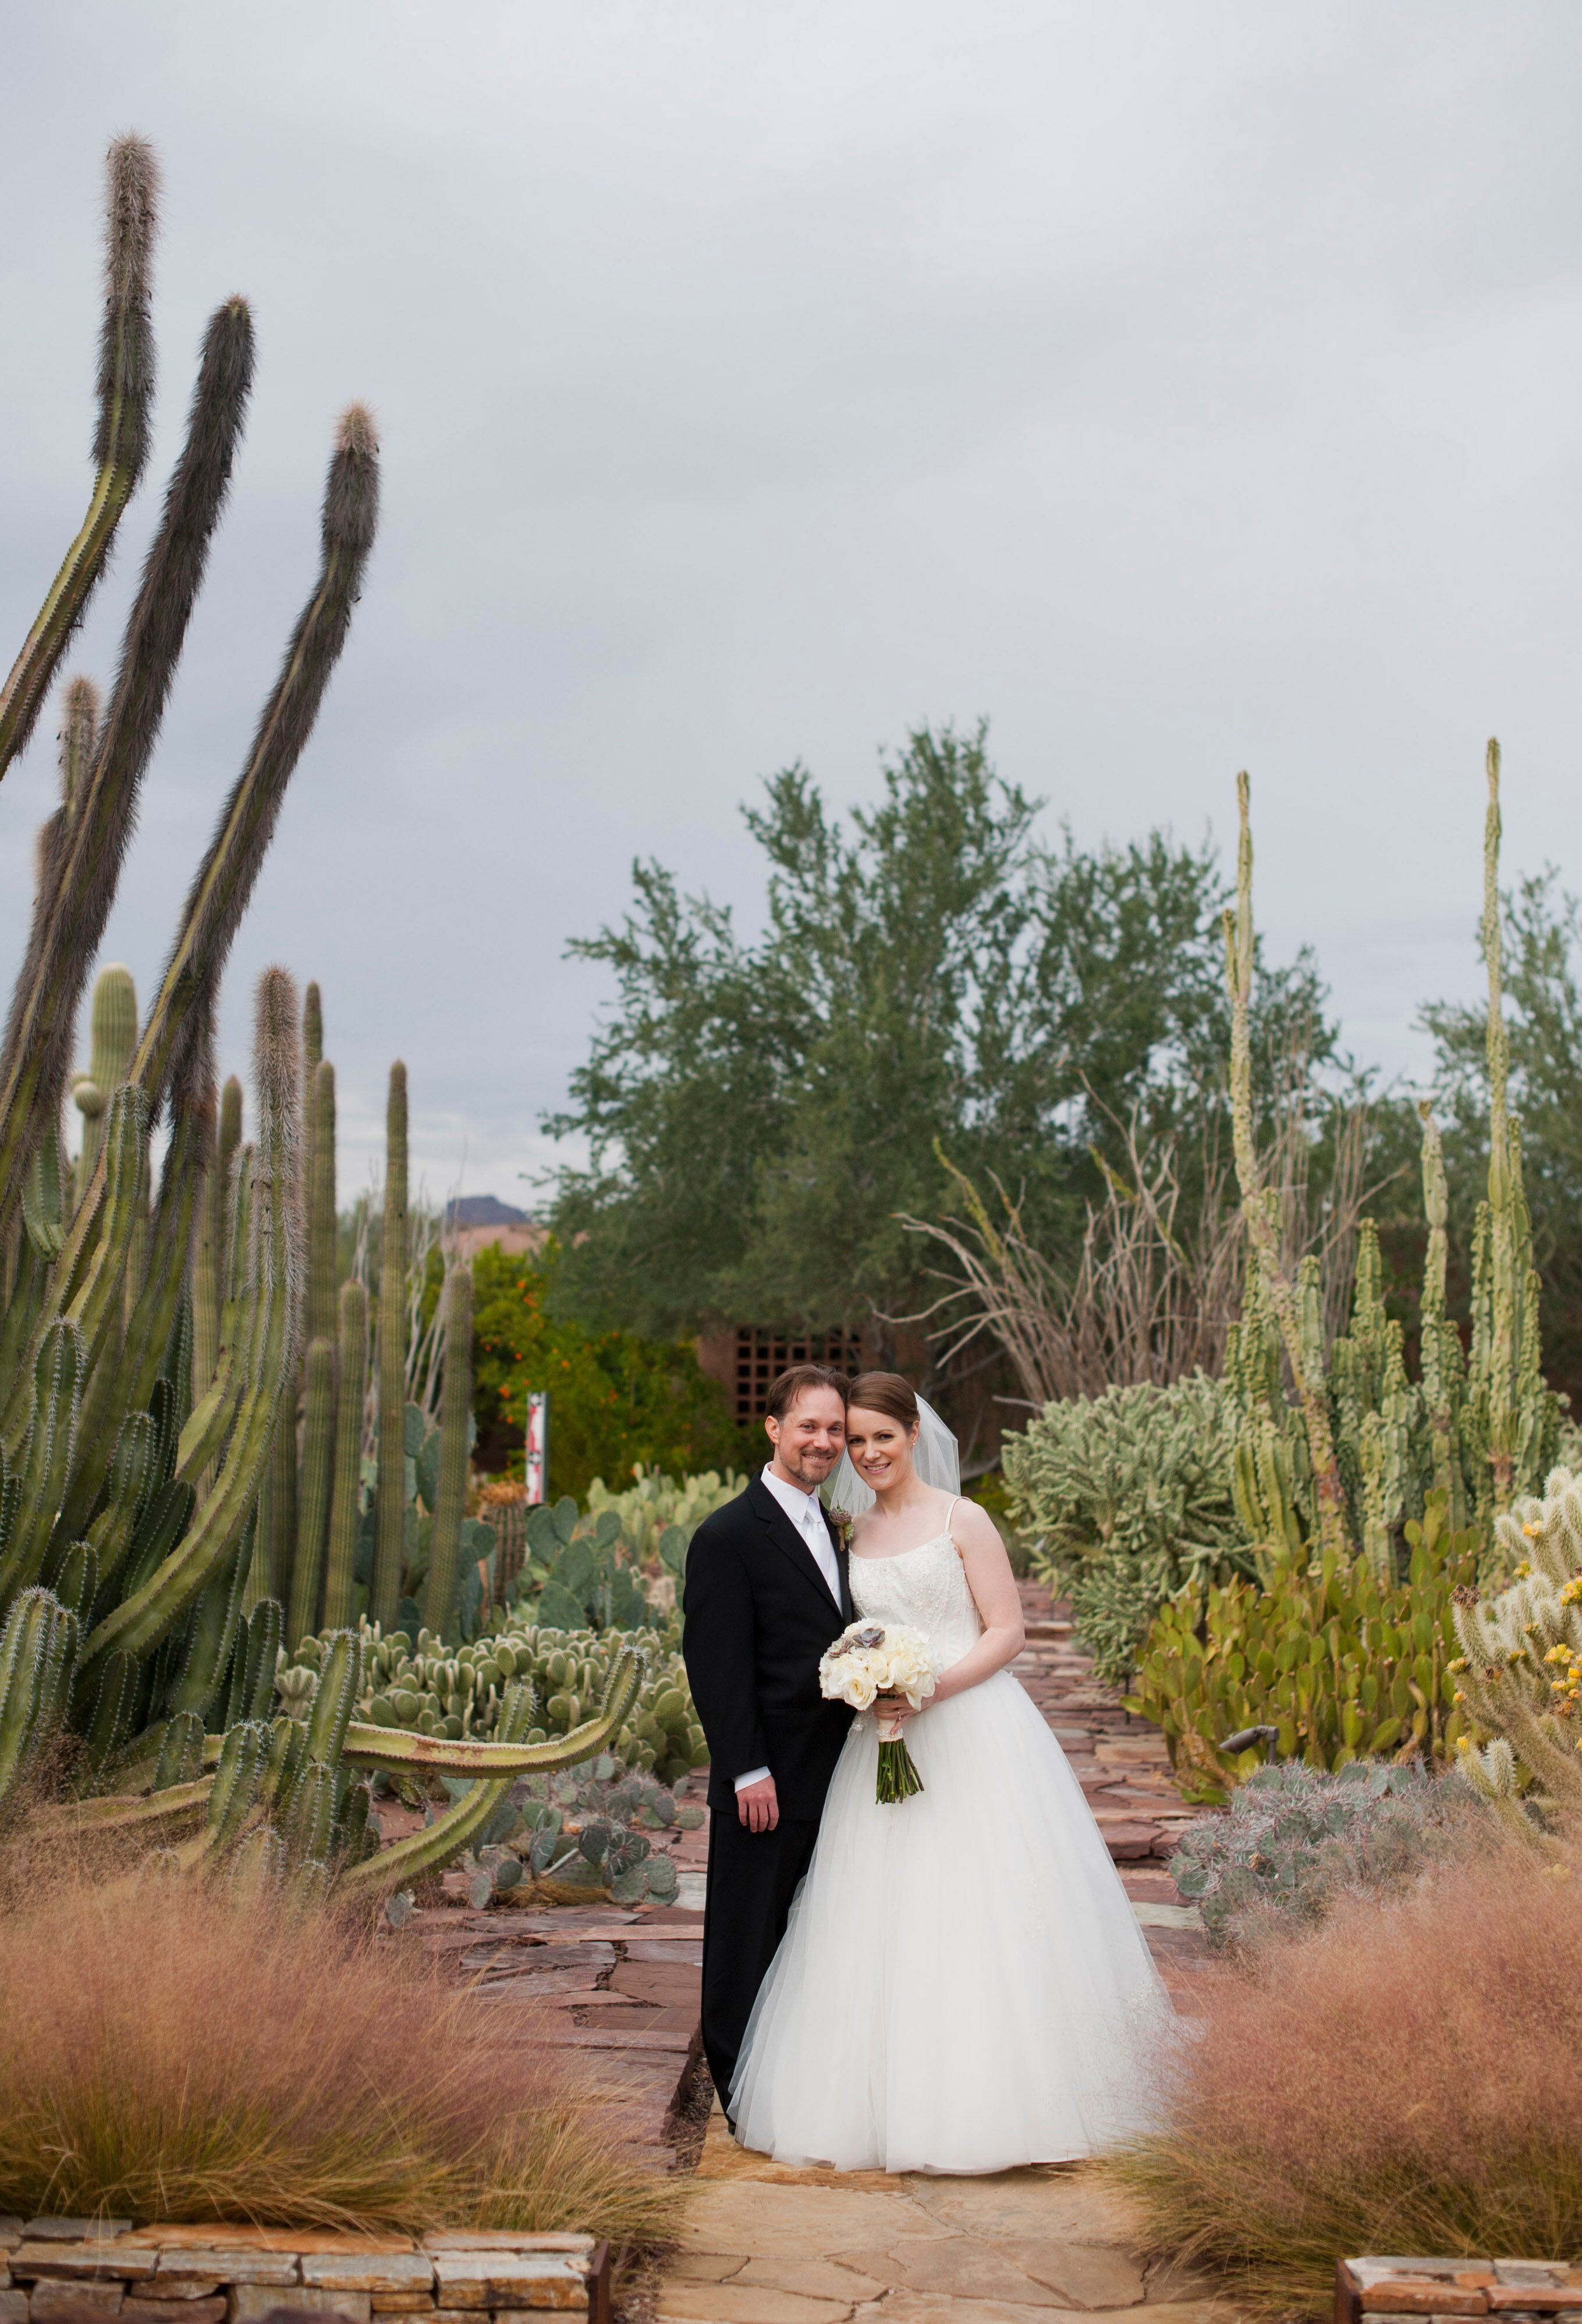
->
[826,1505,854,1551]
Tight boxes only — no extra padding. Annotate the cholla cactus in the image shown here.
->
[1450,1465,1582,1829]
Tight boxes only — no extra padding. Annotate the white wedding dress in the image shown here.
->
[729,1524,1168,2173]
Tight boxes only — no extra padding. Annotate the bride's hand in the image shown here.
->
[875,1692,920,1724]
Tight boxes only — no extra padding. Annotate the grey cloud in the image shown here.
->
[1,1,1579,1197]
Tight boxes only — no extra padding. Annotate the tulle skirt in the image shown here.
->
[730,1668,1169,2173]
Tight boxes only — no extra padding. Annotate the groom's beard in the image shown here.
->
[779,1445,839,1488]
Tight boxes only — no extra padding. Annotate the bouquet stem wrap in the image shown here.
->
[874,1708,925,1803]
[819,1620,935,1807]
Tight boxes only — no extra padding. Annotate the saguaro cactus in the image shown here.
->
[371,1063,408,1631]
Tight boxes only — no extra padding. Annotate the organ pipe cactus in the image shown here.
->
[306,1057,337,1351]
[0,288,257,1242]
[288,1337,336,1647]
[72,958,136,1199]
[0,145,374,1803]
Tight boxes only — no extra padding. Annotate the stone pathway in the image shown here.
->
[655,2104,1237,2323]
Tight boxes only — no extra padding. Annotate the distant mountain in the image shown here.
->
[445,1194,530,1228]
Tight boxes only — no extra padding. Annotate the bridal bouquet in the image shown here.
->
[819,1621,935,1803]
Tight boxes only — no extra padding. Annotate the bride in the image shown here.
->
[729,1371,1166,2175]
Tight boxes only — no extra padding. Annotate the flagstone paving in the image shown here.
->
[652,2102,1242,2323]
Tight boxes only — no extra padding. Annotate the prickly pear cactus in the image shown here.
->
[454,1754,704,1909]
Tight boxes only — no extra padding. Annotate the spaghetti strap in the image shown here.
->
[944,1493,960,1534]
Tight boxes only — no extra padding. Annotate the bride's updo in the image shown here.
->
[846,1372,920,1430]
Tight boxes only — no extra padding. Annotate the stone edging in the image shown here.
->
[1338,2259,1582,2319]
[0,2221,608,2324]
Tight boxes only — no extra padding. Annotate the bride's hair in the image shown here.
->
[845,1372,920,1431]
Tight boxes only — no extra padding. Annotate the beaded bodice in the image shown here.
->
[848,1531,982,1669]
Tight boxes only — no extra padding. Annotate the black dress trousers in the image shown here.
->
[701,1810,821,2111]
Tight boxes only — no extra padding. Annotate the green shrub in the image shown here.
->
[1170,1758,1485,1948]
[1002,1376,1248,1686]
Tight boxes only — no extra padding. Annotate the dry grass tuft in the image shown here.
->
[1109,1839,1582,2318]
[0,1849,683,2250]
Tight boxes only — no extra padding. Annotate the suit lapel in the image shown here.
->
[748,1476,845,1619]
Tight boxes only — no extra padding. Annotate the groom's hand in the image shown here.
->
[736,1774,779,1832]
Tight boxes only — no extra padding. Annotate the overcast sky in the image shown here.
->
[2,3,1580,1204]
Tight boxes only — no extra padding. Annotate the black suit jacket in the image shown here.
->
[682,1476,854,1819]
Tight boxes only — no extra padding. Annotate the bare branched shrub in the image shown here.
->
[898,1128,1241,1406]
[902,1050,1381,1410]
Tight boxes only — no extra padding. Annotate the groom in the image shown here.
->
[682,1364,854,2117]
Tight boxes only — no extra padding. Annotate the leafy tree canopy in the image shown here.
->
[469,1242,740,1498]
[545,722,1342,1338]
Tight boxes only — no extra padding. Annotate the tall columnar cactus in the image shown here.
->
[70,958,135,1204]
[1218,761,1557,1585]
[307,1058,337,1351]
[0,143,632,1899]
[0,138,156,783]
[189,1072,238,1490]
[288,1337,336,1648]
[0,289,257,1244]
[321,1278,367,1632]
[423,1263,474,1636]
[1222,773,1349,1562]
[371,1063,408,1632]
[1417,1101,1467,1530]
[1453,743,1560,1523]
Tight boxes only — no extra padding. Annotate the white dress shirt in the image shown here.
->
[733,1464,844,1794]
